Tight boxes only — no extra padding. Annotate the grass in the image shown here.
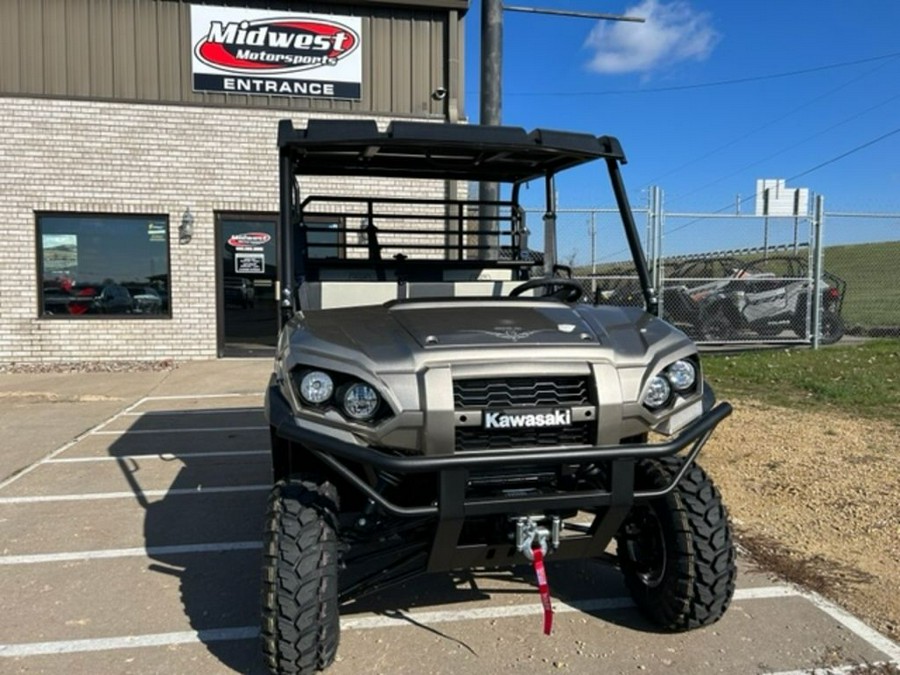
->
[824,241,900,328]
[702,339,900,424]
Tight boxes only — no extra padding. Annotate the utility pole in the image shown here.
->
[476,1,643,263]
[477,0,503,259]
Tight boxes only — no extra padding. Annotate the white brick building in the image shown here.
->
[0,0,467,361]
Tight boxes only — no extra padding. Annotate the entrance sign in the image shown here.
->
[190,5,362,100]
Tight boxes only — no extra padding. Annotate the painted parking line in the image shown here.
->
[120,407,263,417]
[44,450,269,463]
[797,587,900,662]
[139,393,265,402]
[0,541,262,565]
[767,665,897,675]
[0,586,797,658]
[0,484,271,504]
[0,393,267,488]
[0,395,152,490]
[90,426,269,436]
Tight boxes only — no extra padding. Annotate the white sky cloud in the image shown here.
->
[584,0,720,74]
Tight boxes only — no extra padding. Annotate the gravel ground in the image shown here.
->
[0,360,176,374]
[702,398,900,643]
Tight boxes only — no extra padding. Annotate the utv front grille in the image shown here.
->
[452,376,597,451]
[453,377,593,409]
[455,423,594,451]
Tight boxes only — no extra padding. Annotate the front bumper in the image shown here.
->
[267,379,731,572]
[267,379,731,514]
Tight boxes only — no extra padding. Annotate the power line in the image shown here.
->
[667,89,900,204]
[644,57,900,189]
[787,125,900,182]
[493,50,900,97]
[662,124,900,239]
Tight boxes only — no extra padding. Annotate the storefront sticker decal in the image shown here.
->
[228,231,272,249]
[235,253,265,274]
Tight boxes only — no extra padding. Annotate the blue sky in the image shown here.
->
[462,0,900,255]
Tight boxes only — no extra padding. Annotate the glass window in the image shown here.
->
[306,219,343,259]
[37,213,171,318]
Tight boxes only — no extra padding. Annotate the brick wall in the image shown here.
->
[0,97,449,362]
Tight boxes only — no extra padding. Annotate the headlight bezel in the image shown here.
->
[641,356,701,411]
[298,370,334,405]
[666,359,696,392]
[291,366,389,425]
[643,375,672,409]
[340,382,381,421]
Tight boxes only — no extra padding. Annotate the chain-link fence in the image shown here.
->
[528,196,900,347]
[821,212,900,338]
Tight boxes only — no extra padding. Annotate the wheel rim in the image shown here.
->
[622,506,667,588]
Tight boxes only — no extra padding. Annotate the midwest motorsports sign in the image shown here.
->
[190,5,362,100]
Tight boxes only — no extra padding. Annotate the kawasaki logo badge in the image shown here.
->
[484,409,572,429]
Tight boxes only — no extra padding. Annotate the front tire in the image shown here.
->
[616,457,736,631]
[818,311,844,345]
[700,307,734,342]
[261,477,341,674]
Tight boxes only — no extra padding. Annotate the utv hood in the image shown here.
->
[287,299,674,369]
[388,301,597,348]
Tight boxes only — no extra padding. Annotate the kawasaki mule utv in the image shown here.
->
[262,118,736,674]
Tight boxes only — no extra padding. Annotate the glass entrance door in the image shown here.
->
[217,214,278,357]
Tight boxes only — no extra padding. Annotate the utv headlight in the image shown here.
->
[341,382,380,420]
[643,375,671,409]
[299,371,334,404]
[666,360,696,392]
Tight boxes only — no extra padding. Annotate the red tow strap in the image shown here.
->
[532,547,553,635]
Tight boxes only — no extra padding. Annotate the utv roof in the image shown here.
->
[278,119,626,184]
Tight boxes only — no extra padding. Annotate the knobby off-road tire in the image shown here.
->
[261,478,341,675]
[616,457,736,631]
[818,311,845,345]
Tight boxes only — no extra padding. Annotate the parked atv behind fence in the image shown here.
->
[661,255,846,344]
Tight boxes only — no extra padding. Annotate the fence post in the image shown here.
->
[590,211,597,301]
[811,195,825,349]
[653,186,665,319]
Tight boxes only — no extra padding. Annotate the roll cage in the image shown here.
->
[276,118,658,324]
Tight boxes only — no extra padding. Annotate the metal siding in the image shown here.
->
[43,0,68,93]
[431,15,444,117]
[156,0,182,99]
[111,0,136,98]
[391,14,411,113]
[88,0,114,96]
[370,12,392,112]
[1,0,452,118]
[410,16,430,115]
[134,0,160,99]
[66,0,92,97]
[0,0,20,92]
[18,0,45,95]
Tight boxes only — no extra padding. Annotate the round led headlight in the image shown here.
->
[666,360,696,391]
[342,382,380,421]
[643,375,671,409]
[299,371,333,404]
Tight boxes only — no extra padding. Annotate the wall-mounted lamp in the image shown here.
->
[179,208,195,244]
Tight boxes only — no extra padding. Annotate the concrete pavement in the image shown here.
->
[1,358,898,674]
[0,359,272,483]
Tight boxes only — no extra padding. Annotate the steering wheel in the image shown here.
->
[509,278,584,303]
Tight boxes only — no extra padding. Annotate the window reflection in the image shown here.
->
[38,213,171,318]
